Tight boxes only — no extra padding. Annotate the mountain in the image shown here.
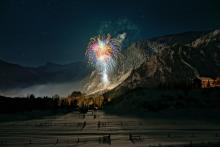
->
[83,29,220,99]
[101,29,220,114]
[149,31,207,45]
[0,60,90,90]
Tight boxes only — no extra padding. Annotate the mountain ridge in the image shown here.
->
[0,59,90,90]
[100,28,220,99]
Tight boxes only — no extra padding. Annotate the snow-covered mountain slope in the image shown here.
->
[101,29,220,98]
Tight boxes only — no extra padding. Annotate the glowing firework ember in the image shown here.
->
[86,34,122,86]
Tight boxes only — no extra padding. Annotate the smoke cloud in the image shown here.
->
[0,81,83,97]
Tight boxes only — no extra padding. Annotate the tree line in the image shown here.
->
[0,94,77,113]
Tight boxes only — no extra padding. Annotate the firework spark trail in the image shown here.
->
[86,34,124,87]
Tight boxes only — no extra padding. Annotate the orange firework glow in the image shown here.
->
[86,34,122,86]
[94,39,113,61]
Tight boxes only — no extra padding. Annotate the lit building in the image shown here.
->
[199,77,220,88]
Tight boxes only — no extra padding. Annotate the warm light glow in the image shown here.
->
[85,34,122,87]
[102,67,109,86]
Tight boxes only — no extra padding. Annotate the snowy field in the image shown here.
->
[0,111,220,147]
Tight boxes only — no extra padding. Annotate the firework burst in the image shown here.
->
[86,34,122,86]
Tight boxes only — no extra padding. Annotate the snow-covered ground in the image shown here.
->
[0,111,220,147]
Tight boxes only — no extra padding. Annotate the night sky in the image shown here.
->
[0,0,220,66]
